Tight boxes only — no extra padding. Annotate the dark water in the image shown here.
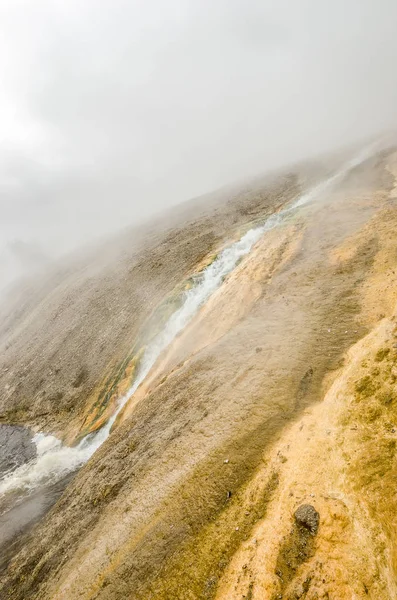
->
[0,424,36,478]
[0,474,74,573]
[0,425,73,573]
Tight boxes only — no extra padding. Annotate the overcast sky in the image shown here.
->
[0,0,397,287]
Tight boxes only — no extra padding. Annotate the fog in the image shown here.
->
[0,0,397,290]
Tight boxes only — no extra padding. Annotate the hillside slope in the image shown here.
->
[1,147,397,599]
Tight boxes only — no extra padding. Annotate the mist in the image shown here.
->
[0,0,397,290]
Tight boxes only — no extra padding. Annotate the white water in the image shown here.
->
[0,144,378,498]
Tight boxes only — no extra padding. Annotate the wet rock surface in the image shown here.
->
[0,425,36,478]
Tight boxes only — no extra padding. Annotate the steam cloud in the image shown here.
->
[0,0,396,290]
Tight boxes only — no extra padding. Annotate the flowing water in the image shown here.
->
[0,143,379,505]
[0,218,282,499]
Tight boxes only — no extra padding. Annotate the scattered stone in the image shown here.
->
[294,504,320,536]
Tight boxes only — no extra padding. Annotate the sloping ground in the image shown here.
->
[1,148,397,599]
[0,170,301,439]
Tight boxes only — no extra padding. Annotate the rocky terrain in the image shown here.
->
[1,144,397,599]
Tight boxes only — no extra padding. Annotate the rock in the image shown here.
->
[294,504,320,536]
